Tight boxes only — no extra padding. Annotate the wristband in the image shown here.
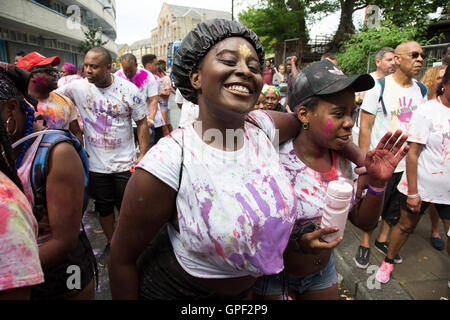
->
[148,118,154,125]
[367,184,386,196]
[407,193,420,199]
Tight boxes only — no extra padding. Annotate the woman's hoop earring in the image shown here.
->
[6,117,17,136]
[302,122,309,130]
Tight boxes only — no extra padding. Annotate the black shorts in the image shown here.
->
[30,230,96,300]
[88,171,131,217]
[399,194,450,220]
[137,226,253,300]
[381,172,403,226]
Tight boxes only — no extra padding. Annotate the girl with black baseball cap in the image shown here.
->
[253,59,410,300]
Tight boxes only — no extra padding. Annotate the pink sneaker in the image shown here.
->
[376,261,394,284]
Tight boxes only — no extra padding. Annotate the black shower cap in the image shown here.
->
[172,19,265,104]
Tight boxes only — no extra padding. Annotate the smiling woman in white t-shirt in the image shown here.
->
[108,19,303,300]
[376,66,450,284]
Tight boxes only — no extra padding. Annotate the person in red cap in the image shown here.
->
[18,52,83,144]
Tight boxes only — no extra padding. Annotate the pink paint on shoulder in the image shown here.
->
[132,70,149,90]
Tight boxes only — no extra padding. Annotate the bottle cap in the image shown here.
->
[327,178,353,199]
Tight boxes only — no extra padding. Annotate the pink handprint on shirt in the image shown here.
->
[84,100,117,134]
[397,96,413,123]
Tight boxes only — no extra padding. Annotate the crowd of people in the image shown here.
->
[0,18,449,300]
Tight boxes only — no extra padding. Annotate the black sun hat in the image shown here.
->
[288,60,375,108]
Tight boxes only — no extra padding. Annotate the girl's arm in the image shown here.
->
[109,169,177,299]
[404,142,423,213]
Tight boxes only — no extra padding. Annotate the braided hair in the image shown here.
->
[15,102,35,168]
[0,64,36,169]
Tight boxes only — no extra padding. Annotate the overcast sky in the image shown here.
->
[115,0,363,45]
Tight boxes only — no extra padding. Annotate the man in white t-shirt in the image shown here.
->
[56,47,150,266]
[142,54,168,147]
[354,41,427,269]
[115,53,163,151]
[175,88,199,127]
[353,47,396,144]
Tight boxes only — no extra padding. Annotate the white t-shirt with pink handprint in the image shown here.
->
[56,76,148,173]
[397,98,450,205]
[360,74,427,172]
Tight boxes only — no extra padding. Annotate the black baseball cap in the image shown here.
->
[288,60,375,108]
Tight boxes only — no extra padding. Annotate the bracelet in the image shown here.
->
[407,193,420,199]
[367,184,386,196]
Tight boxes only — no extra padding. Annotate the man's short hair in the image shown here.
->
[321,52,337,61]
[15,51,25,57]
[375,47,394,61]
[142,54,157,67]
[121,53,137,64]
[88,47,112,66]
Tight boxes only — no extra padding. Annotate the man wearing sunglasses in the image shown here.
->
[17,52,83,144]
[354,42,428,278]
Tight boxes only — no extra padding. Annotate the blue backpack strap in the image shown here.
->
[31,130,89,222]
[377,77,388,116]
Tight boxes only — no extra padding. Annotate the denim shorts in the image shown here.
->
[252,254,338,296]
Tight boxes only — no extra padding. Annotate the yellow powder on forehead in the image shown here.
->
[239,44,252,59]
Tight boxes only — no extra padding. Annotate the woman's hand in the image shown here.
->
[299,227,343,254]
[364,130,409,186]
[406,196,421,214]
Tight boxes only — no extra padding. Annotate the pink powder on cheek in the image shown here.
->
[323,118,334,136]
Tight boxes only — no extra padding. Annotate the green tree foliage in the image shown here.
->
[238,0,339,53]
[372,0,448,30]
[238,1,305,52]
[336,22,418,75]
[78,26,108,54]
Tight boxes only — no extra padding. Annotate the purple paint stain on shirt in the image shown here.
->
[235,193,260,225]
[244,216,292,273]
[200,198,213,229]
[246,183,270,217]
[268,177,285,212]
[228,252,245,266]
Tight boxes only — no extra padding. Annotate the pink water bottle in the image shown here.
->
[320,178,353,242]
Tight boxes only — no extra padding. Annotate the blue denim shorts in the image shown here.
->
[252,254,338,296]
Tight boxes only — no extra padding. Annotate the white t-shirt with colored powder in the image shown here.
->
[136,110,297,278]
[115,68,165,128]
[0,172,44,292]
[397,98,450,205]
[360,74,427,172]
[175,88,199,128]
[56,75,148,173]
[279,140,356,229]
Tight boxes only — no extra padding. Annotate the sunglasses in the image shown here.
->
[30,67,58,76]
[397,52,426,60]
